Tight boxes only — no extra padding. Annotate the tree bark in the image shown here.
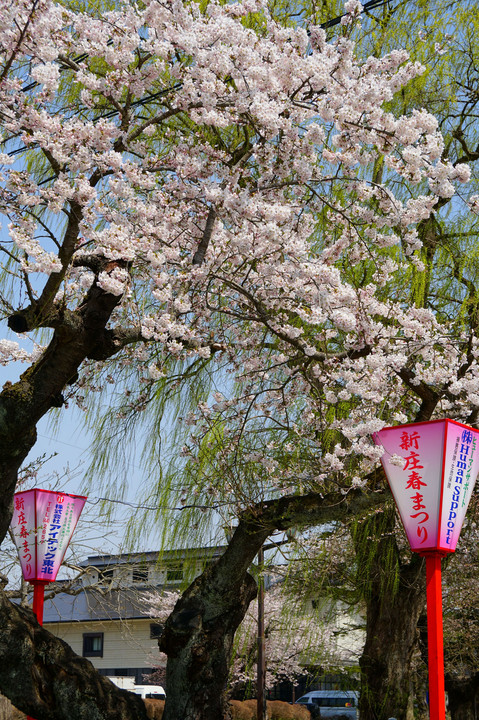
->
[359,562,425,720]
[160,521,267,720]
[0,260,134,544]
[0,583,149,720]
[353,507,426,720]
[160,488,390,720]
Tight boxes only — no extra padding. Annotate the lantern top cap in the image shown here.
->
[16,488,87,500]
[377,417,476,434]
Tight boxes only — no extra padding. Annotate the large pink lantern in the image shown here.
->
[10,489,87,621]
[374,419,479,553]
[373,419,479,720]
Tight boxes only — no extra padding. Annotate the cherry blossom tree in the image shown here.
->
[156,3,479,718]
[0,0,475,719]
[229,584,336,694]
[146,581,339,696]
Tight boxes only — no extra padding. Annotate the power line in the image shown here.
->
[320,0,393,28]
[36,432,148,475]
[86,495,223,513]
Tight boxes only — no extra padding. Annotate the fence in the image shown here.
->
[0,695,24,720]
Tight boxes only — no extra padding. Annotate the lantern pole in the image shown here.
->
[373,420,479,720]
[257,545,266,720]
[424,551,446,720]
[31,580,46,625]
[27,581,47,720]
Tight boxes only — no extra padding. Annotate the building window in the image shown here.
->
[83,632,104,657]
[100,568,114,582]
[166,565,183,582]
[132,567,149,584]
[150,623,164,640]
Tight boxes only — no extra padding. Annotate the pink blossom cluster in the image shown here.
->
[230,585,343,689]
[0,0,475,488]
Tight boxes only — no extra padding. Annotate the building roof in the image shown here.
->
[40,546,228,624]
[42,546,228,624]
[78,546,225,569]
[42,587,155,623]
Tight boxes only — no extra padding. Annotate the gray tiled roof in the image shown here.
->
[42,588,153,623]
[78,546,225,569]
[41,546,226,623]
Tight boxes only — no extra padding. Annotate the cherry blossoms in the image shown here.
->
[0,0,474,509]
[144,584,343,691]
[229,585,342,691]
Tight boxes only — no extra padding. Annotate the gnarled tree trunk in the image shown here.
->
[353,506,426,720]
[0,584,149,720]
[160,522,267,720]
[160,489,389,720]
[359,561,425,720]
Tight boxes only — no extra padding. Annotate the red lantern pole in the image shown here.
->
[28,581,47,720]
[424,552,446,720]
[31,581,46,625]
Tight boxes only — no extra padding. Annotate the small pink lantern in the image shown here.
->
[10,488,87,623]
[373,419,479,720]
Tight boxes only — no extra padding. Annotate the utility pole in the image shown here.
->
[257,545,266,720]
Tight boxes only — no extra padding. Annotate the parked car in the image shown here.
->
[295,690,359,720]
[131,685,166,700]
[107,676,166,700]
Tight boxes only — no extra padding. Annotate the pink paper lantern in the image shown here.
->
[373,419,479,554]
[10,489,87,582]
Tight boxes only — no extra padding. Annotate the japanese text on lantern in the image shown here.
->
[14,495,32,576]
[400,430,429,544]
[41,497,64,576]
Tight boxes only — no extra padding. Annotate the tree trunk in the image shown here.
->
[353,506,426,720]
[359,562,425,720]
[0,584,149,720]
[0,264,128,545]
[160,489,389,720]
[160,521,268,720]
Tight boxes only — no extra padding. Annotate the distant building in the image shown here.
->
[43,547,225,684]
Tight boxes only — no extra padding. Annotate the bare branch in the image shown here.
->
[192,208,216,266]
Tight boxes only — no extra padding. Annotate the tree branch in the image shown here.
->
[192,208,216,266]
[396,368,440,421]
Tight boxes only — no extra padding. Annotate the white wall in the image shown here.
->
[45,618,165,672]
